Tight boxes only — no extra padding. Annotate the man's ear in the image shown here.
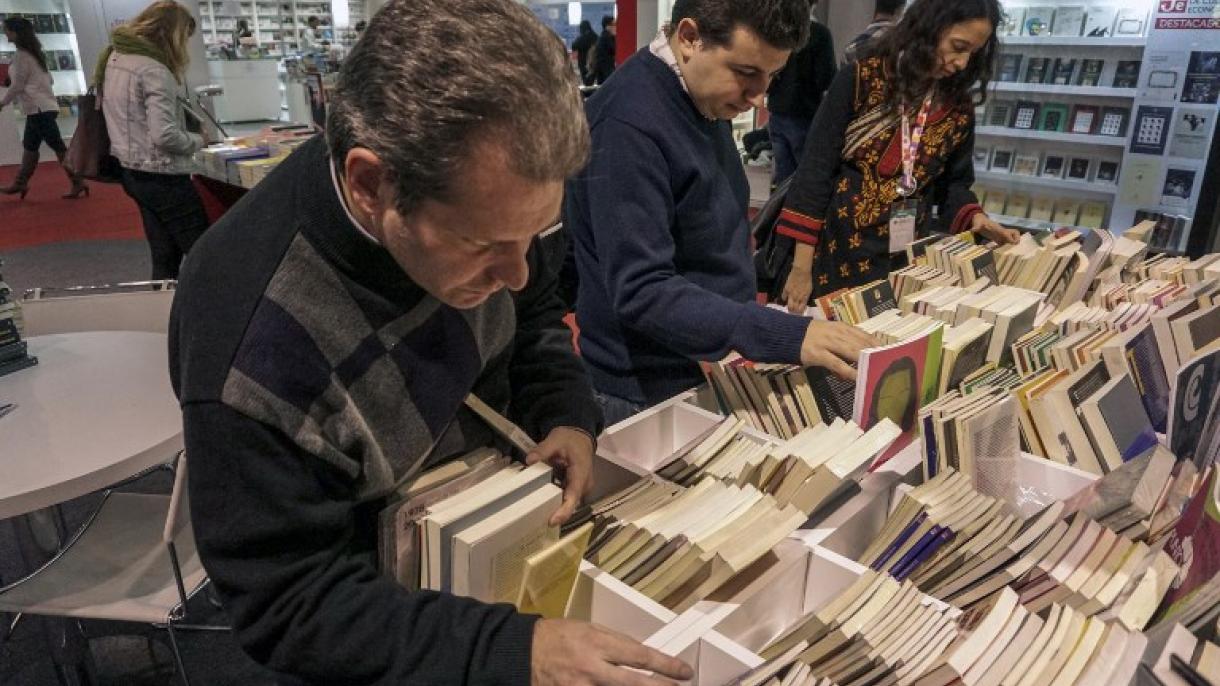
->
[344,148,388,223]
[674,18,703,62]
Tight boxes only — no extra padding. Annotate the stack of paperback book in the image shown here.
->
[655,416,901,517]
[857,456,1194,630]
[0,262,37,377]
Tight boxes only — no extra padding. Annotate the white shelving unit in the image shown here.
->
[974,170,1119,196]
[988,82,1136,99]
[1000,36,1146,48]
[977,1,1160,232]
[975,126,1130,147]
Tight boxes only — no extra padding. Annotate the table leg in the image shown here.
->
[10,510,99,686]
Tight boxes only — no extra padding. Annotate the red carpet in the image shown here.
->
[0,162,144,251]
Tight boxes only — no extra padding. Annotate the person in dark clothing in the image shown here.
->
[170,0,694,684]
[775,0,1020,313]
[572,19,597,85]
[565,0,877,426]
[592,14,617,84]
[843,0,907,63]
[766,1,835,186]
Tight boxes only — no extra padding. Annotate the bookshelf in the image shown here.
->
[976,126,1129,147]
[974,170,1119,196]
[198,0,361,54]
[988,82,1136,99]
[1000,35,1146,48]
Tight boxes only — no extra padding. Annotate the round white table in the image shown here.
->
[0,331,184,519]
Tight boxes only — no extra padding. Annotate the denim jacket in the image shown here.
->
[102,52,202,175]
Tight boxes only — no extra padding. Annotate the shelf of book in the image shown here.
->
[974,170,1118,197]
[975,126,1128,147]
[1000,36,1145,48]
[988,82,1136,99]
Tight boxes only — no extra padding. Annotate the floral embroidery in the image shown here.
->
[858,260,872,274]
[837,178,850,193]
[849,233,862,249]
[839,263,852,278]
[818,274,830,286]
[827,239,838,254]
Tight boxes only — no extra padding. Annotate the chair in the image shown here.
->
[19,280,176,337]
[0,453,211,685]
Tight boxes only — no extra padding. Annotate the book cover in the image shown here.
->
[56,51,75,71]
[1025,58,1051,84]
[1077,59,1104,87]
[1114,7,1146,36]
[1012,101,1041,129]
[999,8,1026,37]
[1052,59,1078,86]
[989,100,1015,127]
[1040,103,1069,132]
[1158,471,1220,623]
[858,280,899,319]
[854,332,931,469]
[1024,7,1056,36]
[33,13,53,33]
[998,54,1023,82]
[1012,153,1040,176]
[1113,61,1141,88]
[805,365,855,422]
[1052,6,1086,36]
[1082,374,1160,468]
[52,13,70,33]
[1071,105,1099,134]
[1169,347,1220,466]
[1084,5,1117,38]
[516,522,593,619]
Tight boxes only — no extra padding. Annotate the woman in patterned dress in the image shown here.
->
[774,0,1019,312]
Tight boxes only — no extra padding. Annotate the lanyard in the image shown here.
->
[898,93,934,197]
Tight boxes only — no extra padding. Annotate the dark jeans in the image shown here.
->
[22,111,67,154]
[593,390,647,428]
[119,168,209,280]
[768,112,813,186]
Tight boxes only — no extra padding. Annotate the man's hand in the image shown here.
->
[781,264,814,314]
[532,619,694,686]
[526,427,595,526]
[800,320,879,380]
[971,213,1020,245]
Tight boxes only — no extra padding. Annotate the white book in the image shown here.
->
[1052,5,1086,36]
[422,462,553,592]
[451,482,561,602]
[1084,4,1118,38]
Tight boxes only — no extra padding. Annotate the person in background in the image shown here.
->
[0,16,88,199]
[775,0,1019,314]
[591,14,617,85]
[235,18,253,42]
[843,0,907,63]
[765,0,835,187]
[100,0,210,280]
[171,0,696,683]
[565,0,877,426]
[300,15,323,53]
[572,19,597,86]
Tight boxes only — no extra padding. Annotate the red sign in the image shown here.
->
[1156,17,1220,29]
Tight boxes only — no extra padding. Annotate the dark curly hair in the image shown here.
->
[868,0,1002,110]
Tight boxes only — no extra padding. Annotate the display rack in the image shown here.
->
[198,0,348,55]
[0,0,86,164]
[980,0,1220,254]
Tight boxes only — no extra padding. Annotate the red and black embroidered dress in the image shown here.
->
[775,56,985,297]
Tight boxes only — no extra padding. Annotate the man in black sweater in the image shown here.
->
[592,14,617,84]
[171,0,692,684]
[766,1,835,186]
[565,0,876,425]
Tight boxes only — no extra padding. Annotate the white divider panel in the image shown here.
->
[599,393,777,474]
[1013,452,1099,516]
[568,561,677,642]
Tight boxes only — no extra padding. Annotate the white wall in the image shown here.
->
[825,0,874,62]
[68,0,210,89]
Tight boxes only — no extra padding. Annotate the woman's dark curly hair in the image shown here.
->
[868,0,1002,110]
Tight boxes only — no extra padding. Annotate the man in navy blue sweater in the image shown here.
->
[565,0,876,425]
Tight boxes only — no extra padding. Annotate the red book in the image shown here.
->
[854,332,931,470]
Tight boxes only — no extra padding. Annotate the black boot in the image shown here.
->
[0,150,39,199]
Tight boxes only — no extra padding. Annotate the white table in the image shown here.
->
[0,331,184,520]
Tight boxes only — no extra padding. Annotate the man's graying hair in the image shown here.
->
[326,0,589,216]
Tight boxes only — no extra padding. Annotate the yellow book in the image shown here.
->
[1078,201,1107,229]
[1054,199,1081,226]
[515,523,593,619]
[1029,196,1055,222]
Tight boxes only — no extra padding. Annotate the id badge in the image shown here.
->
[888,200,918,253]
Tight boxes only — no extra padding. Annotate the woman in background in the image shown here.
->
[571,20,597,86]
[100,0,210,279]
[0,16,88,199]
[774,0,1019,313]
